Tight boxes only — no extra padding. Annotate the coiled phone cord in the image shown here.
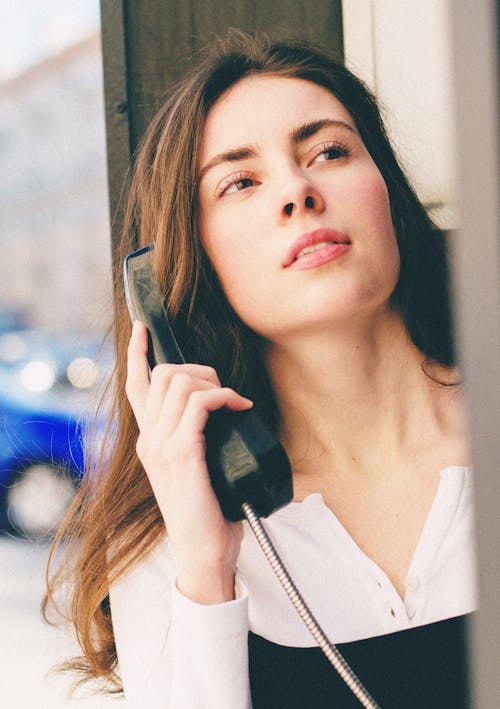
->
[242,502,382,709]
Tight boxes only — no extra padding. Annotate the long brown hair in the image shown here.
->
[44,32,455,691]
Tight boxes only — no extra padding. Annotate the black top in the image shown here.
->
[248,614,472,708]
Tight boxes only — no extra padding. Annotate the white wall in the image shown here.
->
[342,0,457,228]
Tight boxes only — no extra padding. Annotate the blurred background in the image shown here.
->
[0,1,118,706]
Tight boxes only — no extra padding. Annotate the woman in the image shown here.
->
[45,34,476,708]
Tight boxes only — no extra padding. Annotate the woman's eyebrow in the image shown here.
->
[199,120,355,182]
[199,146,257,181]
[291,118,355,143]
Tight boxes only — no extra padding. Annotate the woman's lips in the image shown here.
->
[283,228,351,271]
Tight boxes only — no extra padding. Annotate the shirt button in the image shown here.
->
[405,601,416,619]
[406,575,420,592]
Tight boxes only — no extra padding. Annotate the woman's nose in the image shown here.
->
[280,179,325,219]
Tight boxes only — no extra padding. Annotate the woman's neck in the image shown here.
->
[265,309,466,484]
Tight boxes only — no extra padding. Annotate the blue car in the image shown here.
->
[0,329,112,537]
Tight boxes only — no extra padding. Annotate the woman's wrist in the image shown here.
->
[176,567,237,605]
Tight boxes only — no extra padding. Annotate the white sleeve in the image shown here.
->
[109,537,252,709]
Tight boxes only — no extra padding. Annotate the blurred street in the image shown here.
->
[0,536,121,708]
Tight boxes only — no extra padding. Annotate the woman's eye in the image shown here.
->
[311,143,349,165]
[226,177,254,194]
[217,174,255,197]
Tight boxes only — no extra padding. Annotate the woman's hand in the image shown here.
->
[125,321,253,604]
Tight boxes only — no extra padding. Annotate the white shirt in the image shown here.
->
[109,465,478,708]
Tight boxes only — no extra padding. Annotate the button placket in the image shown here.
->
[404,573,424,622]
[372,575,406,623]
[385,599,396,618]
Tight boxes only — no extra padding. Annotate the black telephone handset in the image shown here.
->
[124,244,293,521]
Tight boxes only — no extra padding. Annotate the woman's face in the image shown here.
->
[197,75,400,341]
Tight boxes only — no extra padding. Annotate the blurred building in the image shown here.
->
[0,33,112,335]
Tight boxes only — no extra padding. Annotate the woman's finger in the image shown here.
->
[142,362,220,426]
[125,321,151,428]
[175,387,253,441]
[147,371,218,435]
